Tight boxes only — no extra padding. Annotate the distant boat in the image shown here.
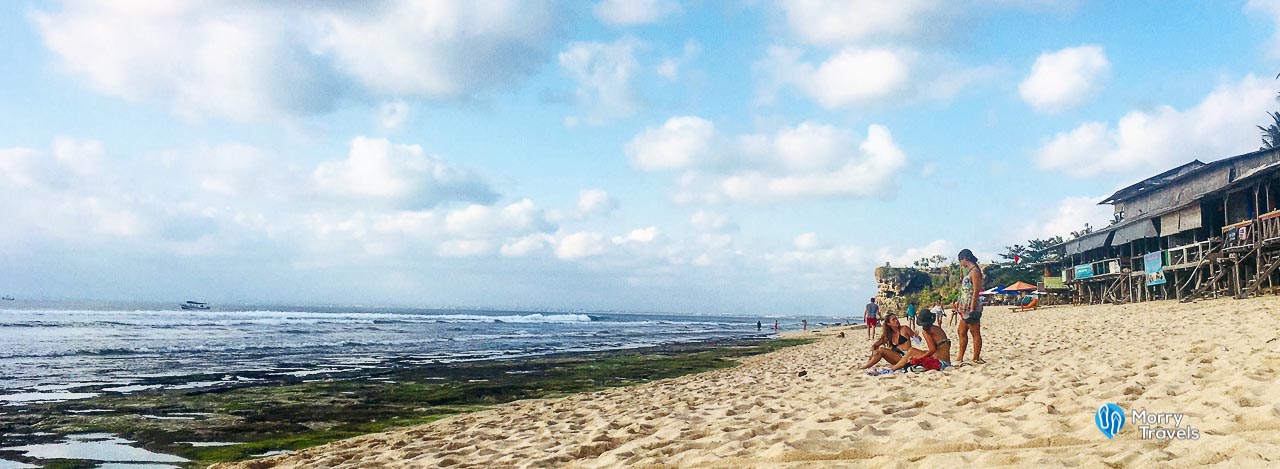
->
[1,295,13,301]
[180,301,210,310]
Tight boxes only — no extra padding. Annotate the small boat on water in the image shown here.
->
[180,301,210,310]
[1,296,13,301]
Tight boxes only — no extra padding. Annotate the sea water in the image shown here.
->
[0,299,845,396]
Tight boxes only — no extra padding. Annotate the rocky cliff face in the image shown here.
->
[872,266,932,314]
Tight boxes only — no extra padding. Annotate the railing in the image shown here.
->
[1259,210,1280,246]
[1165,239,1214,270]
[1223,219,1255,252]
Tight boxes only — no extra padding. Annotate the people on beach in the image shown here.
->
[757,321,762,331]
[802,319,807,331]
[859,313,915,369]
[904,303,916,332]
[864,297,879,340]
[955,249,985,364]
[888,311,952,370]
[774,319,779,331]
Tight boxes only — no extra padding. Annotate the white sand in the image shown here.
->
[217,297,1280,468]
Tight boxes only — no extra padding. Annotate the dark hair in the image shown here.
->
[957,249,978,264]
[916,311,935,328]
[870,297,876,303]
[878,313,898,341]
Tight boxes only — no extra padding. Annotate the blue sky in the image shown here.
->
[4,0,1280,314]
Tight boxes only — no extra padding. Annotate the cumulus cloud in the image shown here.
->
[1021,196,1112,240]
[774,0,949,46]
[625,116,717,171]
[594,0,681,26]
[559,38,644,124]
[1035,75,1278,177]
[444,199,554,239]
[314,137,497,209]
[612,227,659,244]
[1019,45,1110,113]
[690,211,738,233]
[627,118,907,203]
[576,189,618,217]
[32,0,562,120]
[656,40,700,81]
[556,231,609,259]
[755,46,999,109]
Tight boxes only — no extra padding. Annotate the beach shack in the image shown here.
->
[1042,148,1280,304]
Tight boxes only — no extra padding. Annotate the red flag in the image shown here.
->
[1014,255,1022,264]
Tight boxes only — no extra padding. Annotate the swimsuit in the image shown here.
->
[959,266,983,324]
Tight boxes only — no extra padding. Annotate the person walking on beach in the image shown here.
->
[802,319,808,331]
[864,298,879,340]
[955,249,985,364]
[774,319,779,331]
[904,303,917,333]
[757,321,762,331]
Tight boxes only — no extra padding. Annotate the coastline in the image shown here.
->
[0,337,810,468]
[216,296,1280,468]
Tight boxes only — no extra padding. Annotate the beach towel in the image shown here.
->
[907,356,942,371]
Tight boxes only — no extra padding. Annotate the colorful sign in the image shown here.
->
[1074,264,1093,280]
[1144,251,1166,286]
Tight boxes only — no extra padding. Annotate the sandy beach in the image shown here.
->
[218,297,1280,468]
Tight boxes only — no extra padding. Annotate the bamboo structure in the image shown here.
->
[1038,149,1280,304]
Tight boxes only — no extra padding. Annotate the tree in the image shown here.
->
[1261,111,1280,151]
[1070,223,1093,239]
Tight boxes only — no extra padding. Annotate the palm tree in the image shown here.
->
[1260,110,1280,150]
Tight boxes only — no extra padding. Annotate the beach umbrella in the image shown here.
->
[1004,281,1037,292]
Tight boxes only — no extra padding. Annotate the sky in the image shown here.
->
[4,0,1280,315]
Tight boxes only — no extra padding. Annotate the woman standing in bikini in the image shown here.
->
[955,249,985,364]
[860,314,915,369]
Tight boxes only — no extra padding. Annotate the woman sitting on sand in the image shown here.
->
[860,314,915,369]
[885,311,952,371]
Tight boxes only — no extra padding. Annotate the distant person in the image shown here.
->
[904,304,917,332]
[774,319,779,331]
[955,249,985,364]
[860,314,915,369]
[757,321,762,331]
[863,298,879,340]
[802,319,808,331]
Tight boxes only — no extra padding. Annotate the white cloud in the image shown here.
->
[559,38,643,124]
[756,46,998,109]
[378,100,410,130]
[594,0,681,26]
[793,232,821,250]
[444,199,553,239]
[690,211,738,233]
[1019,45,1110,113]
[625,116,717,171]
[612,227,659,244]
[1022,196,1112,240]
[672,123,909,204]
[775,0,948,46]
[1248,0,1280,57]
[1035,75,1278,177]
[576,189,618,218]
[500,234,552,257]
[33,1,561,120]
[313,137,497,209]
[556,231,609,259]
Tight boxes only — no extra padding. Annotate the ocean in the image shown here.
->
[0,299,850,399]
